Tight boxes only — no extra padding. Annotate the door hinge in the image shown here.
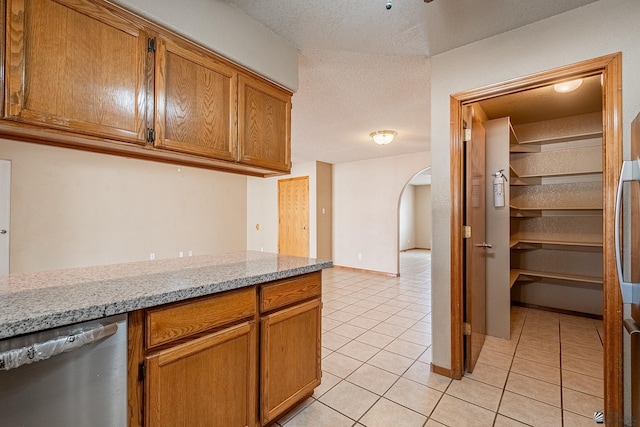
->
[463,322,472,336]
[138,362,145,381]
[147,37,157,52]
[146,128,156,143]
[463,225,471,239]
[463,128,472,142]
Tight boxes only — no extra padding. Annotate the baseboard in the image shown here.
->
[430,363,453,378]
[511,301,603,320]
[331,265,399,277]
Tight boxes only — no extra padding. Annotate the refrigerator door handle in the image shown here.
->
[624,318,640,335]
[615,159,640,304]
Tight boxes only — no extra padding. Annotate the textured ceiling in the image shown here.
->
[291,50,430,164]
[225,0,598,56]
[225,0,599,164]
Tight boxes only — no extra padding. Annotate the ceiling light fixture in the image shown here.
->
[370,130,397,145]
[553,78,583,93]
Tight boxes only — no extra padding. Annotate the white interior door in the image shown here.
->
[0,159,10,274]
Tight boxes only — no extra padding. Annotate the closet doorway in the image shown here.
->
[449,53,622,423]
[398,168,432,276]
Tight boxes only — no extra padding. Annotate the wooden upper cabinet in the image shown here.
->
[1,0,292,176]
[154,37,237,161]
[238,74,291,173]
[4,0,148,144]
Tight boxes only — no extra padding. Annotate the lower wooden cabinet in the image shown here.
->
[260,299,321,424]
[128,273,322,427]
[259,271,322,425]
[145,322,256,427]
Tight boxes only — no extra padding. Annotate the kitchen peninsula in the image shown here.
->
[0,251,331,426]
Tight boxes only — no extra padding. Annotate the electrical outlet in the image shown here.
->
[188,250,193,257]
[179,251,183,257]
[357,253,362,260]
[149,253,155,260]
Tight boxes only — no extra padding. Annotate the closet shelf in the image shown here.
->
[510,176,542,186]
[510,205,602,217]
[513,130,603,146]
[510,144,541,153]
[510,238,603,249]
[510,205,602,210]
[510,170,602,180]
[509,270,520,288]
[510,269,603,288]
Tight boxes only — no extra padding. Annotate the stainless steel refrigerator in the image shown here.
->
[618,112,640,426]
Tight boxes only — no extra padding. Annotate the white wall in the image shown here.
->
[246,161,318,257]
[429,0,640,371]
[399,185,416,251]
[113,0,299,91]
[333,152,431,275]
[2,139,247,273]
[415,185,432,249]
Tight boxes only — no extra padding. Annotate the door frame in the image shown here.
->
[449,53,622,422]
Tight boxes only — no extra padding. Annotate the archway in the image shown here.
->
[397,167,432,275]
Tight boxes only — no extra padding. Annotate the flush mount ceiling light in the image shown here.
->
[553,78,583,93]
[370,130,397,145]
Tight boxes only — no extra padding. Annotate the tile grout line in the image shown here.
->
[283,252,437,426]
[492,306,527,426]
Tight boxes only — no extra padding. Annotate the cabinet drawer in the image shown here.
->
[146,287,256,348]
[260,272,321,313]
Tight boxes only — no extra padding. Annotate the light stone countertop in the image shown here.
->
[0,251,332,340]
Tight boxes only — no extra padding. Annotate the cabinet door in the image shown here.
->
[5,0,148,144]
[260,299,321,424]
[145,321,257,427]
[238,74,291,172]
[154,37,237,161]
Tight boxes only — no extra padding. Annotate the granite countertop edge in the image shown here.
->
[0,252,333,340]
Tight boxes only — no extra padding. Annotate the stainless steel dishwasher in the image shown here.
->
[0,314,127,427]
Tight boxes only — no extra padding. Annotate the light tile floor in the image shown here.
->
[274,250,605,427]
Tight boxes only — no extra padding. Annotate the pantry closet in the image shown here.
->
[479,74,604,339]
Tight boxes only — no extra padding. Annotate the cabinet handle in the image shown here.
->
[0,230,5,234]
